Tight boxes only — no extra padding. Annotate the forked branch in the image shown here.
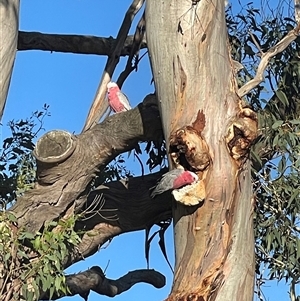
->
[238,23,300,98]
[118,12,146,85]
[83,0,145,132]
[41,267,165,300]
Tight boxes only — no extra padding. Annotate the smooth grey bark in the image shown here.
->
[146,0,256,300]
[0,0,20,121]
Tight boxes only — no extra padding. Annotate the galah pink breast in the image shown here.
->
[107,82,132,113]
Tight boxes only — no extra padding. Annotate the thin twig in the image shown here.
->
[249,30,263,55]
[134,151,144,176]
[238,23,300,98]
[290,279,296,301]
[82,0,145,132]
[118,11,146,86]
[81,194,118,222]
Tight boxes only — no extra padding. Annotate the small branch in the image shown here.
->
[18,31,147,56]
[238,23,300,98]
[118,11,146,86]
[248,31,263,55]
[289,276,299,301]
[82,0,145,132]
[97,268,165,296]
[41,267,165,300]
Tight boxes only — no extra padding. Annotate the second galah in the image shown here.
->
[107,82,132,113]
[150,169,198,198]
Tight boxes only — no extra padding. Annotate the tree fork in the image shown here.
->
[9,96,162,233]
[146,0,257,300]
[41,267,166,300]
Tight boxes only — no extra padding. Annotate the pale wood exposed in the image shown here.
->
[0,0,20,120]
[146,0,256,300]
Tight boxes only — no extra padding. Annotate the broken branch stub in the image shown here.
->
[33,130,76,164]
[225,107,258,164]
[169,110,211,206]
[32,130,78,185]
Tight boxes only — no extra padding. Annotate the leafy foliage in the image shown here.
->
[0,212,80,300]
[0,104,50,209]
[227,1,300,298]
[145,139,167,171]
[145,218,173,273]
[0,106,82,300]
[0,105,146,300]
[92,154,134,188]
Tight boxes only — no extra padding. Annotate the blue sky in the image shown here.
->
[1,1,297,300]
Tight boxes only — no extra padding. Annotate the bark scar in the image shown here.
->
[169,110,211,172]
[168,110,210,206]
[225,107,258,164]
[177,55,187,97]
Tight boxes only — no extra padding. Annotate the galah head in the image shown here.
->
[173,170,198,189]
[107,82,119,90]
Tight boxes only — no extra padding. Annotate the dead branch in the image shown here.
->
[41,267,165,300]
[67,171,172,264]
[238,23,300,98]
[17,31,146,56]
[82,0,145,132]
[118,12,146,86]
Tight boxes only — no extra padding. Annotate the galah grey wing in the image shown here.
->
[117,91,132,110]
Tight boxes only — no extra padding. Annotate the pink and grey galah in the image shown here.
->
[107,82,132,113]
[150,169,198,198]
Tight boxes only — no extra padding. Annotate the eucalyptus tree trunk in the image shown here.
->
[146,0,257,300]
[0,0,20,120]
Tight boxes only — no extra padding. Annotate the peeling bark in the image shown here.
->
[146,0,256,300]
[0,0,20,121]
[2,1,297,300]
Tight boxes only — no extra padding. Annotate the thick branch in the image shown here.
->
[9,95,162,233]
[146,1,255,300]
[42,267,165,300]
[69,170,172,264]
[238,23,300,97]
[17,31,147,56]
